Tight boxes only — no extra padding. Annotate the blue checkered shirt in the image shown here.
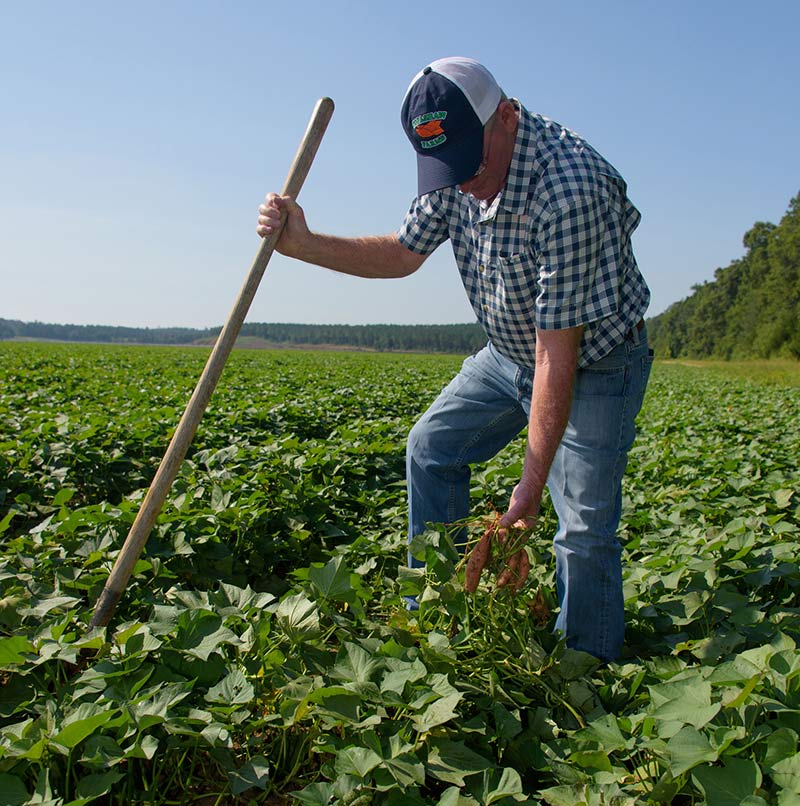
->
[397,101,650,368]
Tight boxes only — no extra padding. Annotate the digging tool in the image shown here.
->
[89,97,335,629]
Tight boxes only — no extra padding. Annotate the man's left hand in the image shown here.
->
[494,482,540,590]
[499,481,540,531]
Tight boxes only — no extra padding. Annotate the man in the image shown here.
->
[257,57,652,661]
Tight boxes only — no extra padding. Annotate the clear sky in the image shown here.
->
[2,1,798,329]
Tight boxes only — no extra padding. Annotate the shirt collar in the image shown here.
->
[497,99,539,216]
[473,99,539,221]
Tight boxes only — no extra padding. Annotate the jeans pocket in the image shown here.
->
[576,342,629,399]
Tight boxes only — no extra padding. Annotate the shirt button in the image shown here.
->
[483,304,489,312]
[479,264,485,272]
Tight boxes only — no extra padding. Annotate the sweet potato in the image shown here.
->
[495,519,532,593]
[496,546,531,592]
[497,548,531,593]
[464,530,492,592]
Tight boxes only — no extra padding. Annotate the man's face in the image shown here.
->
[458,102,517,202]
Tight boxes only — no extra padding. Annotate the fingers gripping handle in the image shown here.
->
[257,96,335,260]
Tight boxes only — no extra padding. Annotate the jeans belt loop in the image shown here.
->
[626,319,644,345]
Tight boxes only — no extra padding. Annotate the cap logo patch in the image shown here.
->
[412,111,447,149]
[415,120,444,138]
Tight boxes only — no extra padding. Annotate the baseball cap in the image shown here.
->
[401,57,502,195]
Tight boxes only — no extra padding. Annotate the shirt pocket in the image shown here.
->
[494,250,539,317]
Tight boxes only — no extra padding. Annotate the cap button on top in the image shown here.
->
[423,66,432,74]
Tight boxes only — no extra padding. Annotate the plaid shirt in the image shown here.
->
[397,101,650,368]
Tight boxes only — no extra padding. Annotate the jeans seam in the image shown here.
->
[598,347,635,658]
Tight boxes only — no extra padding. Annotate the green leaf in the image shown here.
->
[330,643,381,686]
[665,725,718,778]
[132,682,193,729]
[397,564,426,596]
[18,594,81,618]
[687,631,746,661]
[178,612,240,661]
[412,692,461,733]
[558,649,601,680]
[312,692,362,725]
[771,752,800,793]
[276,592,320,641]
[334,745,382,778]
[540,782,635,805]
[0,677,35,720]
[492,702,523,741]
[580,713,629,753]
[692,758,762,805]
[75,770,124,799]
[80,734,126,767]
[708,656,764,685]
[538,784,589,806]
[438,787,479,806]
[0,636,34,667]
[308,556,353,600]
[478,767,525,804]
[427,740,493,786]
[53,487,76,506]
[291,782,334,805]
[0,510,16,535]
[210,483,231,512]
[381,657,428,694]
[52,705,117,750]
[711,725,747,754]
[763,728,798,770]
[206,669,254,706]
[649,677,721,728]
[373,753,426,789]
[570,750,613,772]
[0,774,28,806]
[229,755,269,795]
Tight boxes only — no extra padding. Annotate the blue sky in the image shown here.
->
[2,1,798,329]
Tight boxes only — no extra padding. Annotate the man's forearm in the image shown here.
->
[519,328,582,500]
[521,364,574,499]
[292,232,425,279]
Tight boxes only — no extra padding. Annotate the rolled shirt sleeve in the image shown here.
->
[397,192,451,256]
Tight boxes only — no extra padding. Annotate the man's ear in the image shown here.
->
[499,99,518,132]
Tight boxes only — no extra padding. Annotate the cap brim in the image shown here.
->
[415,127,483,195]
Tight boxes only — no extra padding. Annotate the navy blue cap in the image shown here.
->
[401,57,502,195]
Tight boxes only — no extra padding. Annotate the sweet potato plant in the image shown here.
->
[0,342,798,805]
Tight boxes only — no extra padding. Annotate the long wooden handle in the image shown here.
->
[89,97,335,629]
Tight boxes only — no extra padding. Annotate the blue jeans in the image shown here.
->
[406,328,653,660]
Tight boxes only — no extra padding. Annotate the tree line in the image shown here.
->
[648,191,800,360]
[0,318,489,355]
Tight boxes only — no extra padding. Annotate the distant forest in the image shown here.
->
[0,318,489,355]
[648,191,800,359]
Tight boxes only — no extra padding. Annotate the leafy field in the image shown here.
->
[1,341,799,805]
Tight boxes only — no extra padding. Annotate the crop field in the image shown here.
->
[1,341,799,805]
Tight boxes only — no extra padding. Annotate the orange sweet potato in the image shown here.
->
[496,525,532,592]
[464,530,492,592]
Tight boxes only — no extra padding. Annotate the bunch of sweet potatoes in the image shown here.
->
[464,513,532,594]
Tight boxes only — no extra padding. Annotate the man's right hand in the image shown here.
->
[254,195,427,280]
[256,193,310,258]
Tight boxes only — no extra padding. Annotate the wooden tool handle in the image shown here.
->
[89,97,335,629]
